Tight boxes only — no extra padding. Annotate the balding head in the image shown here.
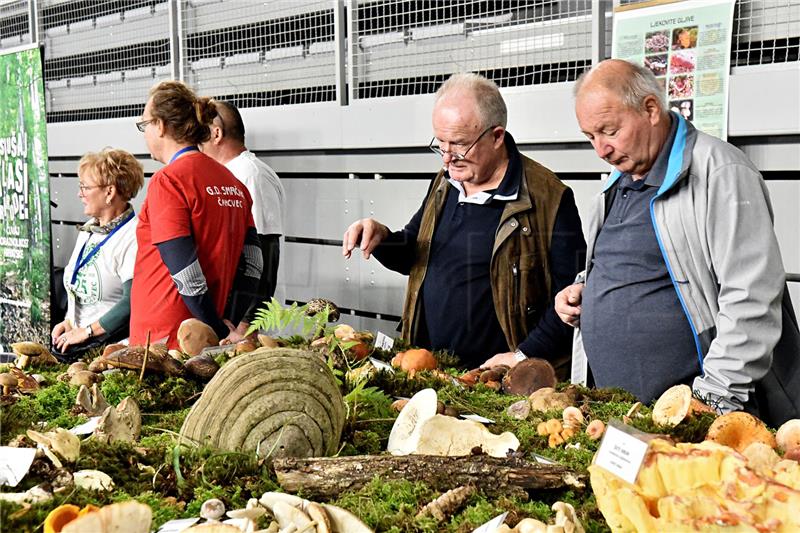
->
[214,100,246,145]
[575,59,667,113]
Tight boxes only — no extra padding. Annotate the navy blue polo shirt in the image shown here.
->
[581,116,699,404]
[420,144,522,368]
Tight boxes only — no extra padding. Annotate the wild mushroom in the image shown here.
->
[387,388,439,455]
[414,415,520,457]
[506,399,531,420]
[552,501,585,533]
[67,361,88,376]
[177,318,219,356]
[184,354,220,381]
[333,324,356,342]
[562,406,585,429]
[391,349,437,374]
[651,384,715,427]
[200,498,226,522]
[93,397,141,444]
[44,504,81,533]
[26,428,80,468]
[271,500,313,531]
[528,387,574,412]
[60,501,151,533]
[776,419,800,453]
[75,383,110,417]
[258,335,280,348]
[70,370,102,388]
[705,411,776,453]
[501,358,557,396]
[73,470,114,491]
[742,442,780,475]
[0,372,18,395]
[586,419,606,440]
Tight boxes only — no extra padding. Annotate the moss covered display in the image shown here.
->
[0,323,793,532]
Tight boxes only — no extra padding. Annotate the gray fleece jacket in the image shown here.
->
[572,113,800,426]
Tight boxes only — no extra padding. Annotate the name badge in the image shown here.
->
[593,420,650,484]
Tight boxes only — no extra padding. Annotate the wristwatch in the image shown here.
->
[512,349,527,362]
[85,324,93,339]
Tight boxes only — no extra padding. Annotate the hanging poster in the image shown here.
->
[612,0,736,140]
[0,45,51,348]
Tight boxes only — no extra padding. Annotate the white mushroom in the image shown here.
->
[387,388,439,455]
[26,428,80,468]
[201,498,226,521]
[259,492,304,513]
[776,419,800,453]
[73,469,114,491]
[271,501,312,531]
[320,504,373,533]
[551,502,584,533]
[413,415,519,457]
[562,407,584,429]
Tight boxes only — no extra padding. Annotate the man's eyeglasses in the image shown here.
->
[429,126,495,161]
[136,118,154,132]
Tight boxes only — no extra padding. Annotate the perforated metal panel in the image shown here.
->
[40,0,170,122]
[180,0,337,107]
[732,0,800,66]
[349,0,594,100]
[0,0,30,51]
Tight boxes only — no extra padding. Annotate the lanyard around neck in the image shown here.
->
[70,210,135,286]
[169,146,199,164]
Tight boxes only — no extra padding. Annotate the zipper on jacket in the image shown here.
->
[648,196,705,374]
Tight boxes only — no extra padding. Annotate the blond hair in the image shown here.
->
[78,148,144,201]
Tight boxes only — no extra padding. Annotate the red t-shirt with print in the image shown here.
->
[130,151,253,348]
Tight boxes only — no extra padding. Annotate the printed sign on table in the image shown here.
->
[612,0,736,140]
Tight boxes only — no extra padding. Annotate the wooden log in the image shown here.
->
[273,454,582,499]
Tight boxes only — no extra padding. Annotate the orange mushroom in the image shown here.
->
[44,505,81,533]
[705,411,776,453]
[390,349,437,373]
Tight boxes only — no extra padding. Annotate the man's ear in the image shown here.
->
[156,118,166,138]
[211,124,224,145]
[643,95,663,125]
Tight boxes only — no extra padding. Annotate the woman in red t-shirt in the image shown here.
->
[129,81,263,349]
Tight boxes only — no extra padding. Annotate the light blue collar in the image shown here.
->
[602,112,689,197]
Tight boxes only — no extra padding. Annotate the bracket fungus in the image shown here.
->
[180,348,345,458]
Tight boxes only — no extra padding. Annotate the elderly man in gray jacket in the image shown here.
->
[556,59,799,427]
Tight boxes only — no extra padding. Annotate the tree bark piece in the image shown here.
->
[273,454,581,499]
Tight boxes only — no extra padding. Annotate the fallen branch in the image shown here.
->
[273,454,583,500]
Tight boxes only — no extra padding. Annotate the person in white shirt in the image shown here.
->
[52,148,144,359]
[200,100,286,336]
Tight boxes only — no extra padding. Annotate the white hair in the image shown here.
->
[435,73,508,128]
[574,60,667,111]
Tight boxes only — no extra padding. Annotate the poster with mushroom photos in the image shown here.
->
[611,0,736,140]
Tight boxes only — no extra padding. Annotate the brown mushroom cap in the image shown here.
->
[184,354,220,381]
[177,319,219,356]
[705,411,776,453]
[0,372,18,392]
[67,362,88,376]
[501,358,557,396]
[70,370,101,388]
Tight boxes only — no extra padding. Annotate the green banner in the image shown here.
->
[0,45,51,348]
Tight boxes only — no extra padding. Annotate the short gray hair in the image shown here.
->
[574,61,666,111]
[435,73,507,128]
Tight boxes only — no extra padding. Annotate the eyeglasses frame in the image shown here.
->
[428,125,496,161]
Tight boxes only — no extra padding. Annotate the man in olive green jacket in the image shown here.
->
[344,73,585,375]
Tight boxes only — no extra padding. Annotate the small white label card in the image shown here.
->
[70,416,101,435]
[156,517,199,533]
[0,447,37,487]
[374,331,394,351]
[369,357,394,373]
[460,413,495,425]
[471,511,508,533]
[593,420,650,484]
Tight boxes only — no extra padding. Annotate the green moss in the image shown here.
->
[332,477,435,532]
[1,381,83,443]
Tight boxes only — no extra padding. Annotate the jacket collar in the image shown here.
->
[602,112,697,196]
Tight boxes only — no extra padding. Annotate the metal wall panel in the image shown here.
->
[281,242,362,310]
[51,222,78,268]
